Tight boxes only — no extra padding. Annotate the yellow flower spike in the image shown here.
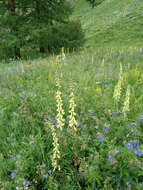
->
[55,74,65,131]
[122,85,130,118]
[48,121,61,171]
[61,47,66,60]
[69,86,77,135]
[113,64,123,106]
[56,90,65,131]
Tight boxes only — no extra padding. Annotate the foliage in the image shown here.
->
[0,0,84,59]
[86,0,105,8]
[1,0,143,189]
[29,20,84,54]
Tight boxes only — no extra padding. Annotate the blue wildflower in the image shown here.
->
[43,175,49,180]
[30,141,37,145]
[48,170,52,175]
[112,112,120,115]
[140,181,143,185]
[52,120,57,126]
[139,115,143,122]
[22,180,30,186]
[107,155,115,161]
[103,124,110,130]
[125,141,139,149]
[125,143,134,149]
[105,83,112,87]
[97,136,105,141]
[134,148,142,156]
[127,184,132,189]
[108,78,113,81]
[131,140,139,147]
[130,122,137,127]
[99,117,105,121]
[9,170,16,179]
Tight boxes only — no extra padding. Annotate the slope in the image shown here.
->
[72,0,143,49]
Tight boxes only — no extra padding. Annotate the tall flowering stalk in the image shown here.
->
[55,74,65,131]
[113,64,123,106]
[61,47,66,60]
[49,121,61,171]
[69,85,77,135]
[122,85,130,117]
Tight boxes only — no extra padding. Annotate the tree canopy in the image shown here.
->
[0,0,84,59]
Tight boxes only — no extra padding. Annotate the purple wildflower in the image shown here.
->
[140,181,143,185]
[130,122,137,127]
[52,120,58,126]
[112,111,120,115]
[30,141,37,145]
[48,170,52,175]
[97,136,105,141]
[131,140,139,147]
[103,124,110,130]
[99,117,105,121]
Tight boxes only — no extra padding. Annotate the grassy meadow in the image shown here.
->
[1,0,143,189]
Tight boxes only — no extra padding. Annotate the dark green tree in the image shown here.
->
[0,0,84,59]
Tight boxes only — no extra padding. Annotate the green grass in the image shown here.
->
[1,0,143,189]
[73,0,143,49]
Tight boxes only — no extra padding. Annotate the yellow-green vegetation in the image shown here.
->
[1,0,143,189]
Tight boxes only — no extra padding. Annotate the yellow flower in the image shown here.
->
[113,64,123,105]
[122,85,130,117]
[69,86,77,135]
[48,121,61,171]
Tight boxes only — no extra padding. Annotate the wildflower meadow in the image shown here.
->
[1,47,143,189]
[1,0,143,189]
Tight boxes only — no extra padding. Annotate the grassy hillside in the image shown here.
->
[1,0,143,189]
[73,0,143,49]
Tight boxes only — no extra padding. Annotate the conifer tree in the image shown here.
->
[0,0,83,59]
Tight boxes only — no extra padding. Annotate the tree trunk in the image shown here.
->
[40,47,46,53]
[14,46,21,59]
